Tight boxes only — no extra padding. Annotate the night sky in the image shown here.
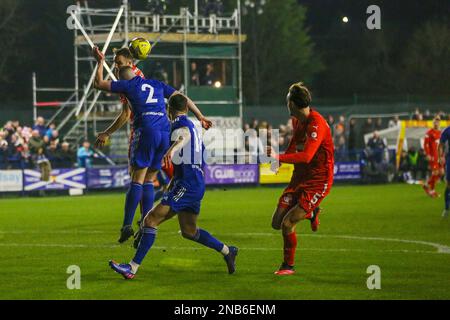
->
[2,0,449,103]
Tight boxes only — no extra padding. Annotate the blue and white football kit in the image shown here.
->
[111,76,176,170]
[161,115,205,214]
[109,114,238,278]
[110,76,176,230]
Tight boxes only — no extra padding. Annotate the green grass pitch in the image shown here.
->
[0,183,449,300]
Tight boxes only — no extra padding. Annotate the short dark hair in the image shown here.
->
[118,66,135,80]
[288,82,312,108]
[168,94,188,113]
[113,47,133,60]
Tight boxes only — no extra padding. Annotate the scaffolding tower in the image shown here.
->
[32,0,246,162]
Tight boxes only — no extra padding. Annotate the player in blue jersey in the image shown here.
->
[438,126,450,218]
[92,46,212,243]
[109,94,238,279]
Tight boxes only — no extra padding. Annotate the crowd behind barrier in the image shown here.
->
[1,107,448,191]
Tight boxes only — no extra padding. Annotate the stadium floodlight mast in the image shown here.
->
[71,6,124,117]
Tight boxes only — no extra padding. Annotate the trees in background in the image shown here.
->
[0,0,31,84]
[0,0,448,103]
[241,0,323,105]
[402,21,450,96]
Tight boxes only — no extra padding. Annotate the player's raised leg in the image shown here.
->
[177,211,238,274]
[110,203,175,279]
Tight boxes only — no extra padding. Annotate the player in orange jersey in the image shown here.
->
[267,82,334,275]
[423,116,444,198]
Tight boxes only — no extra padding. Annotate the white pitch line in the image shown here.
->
[0,243,443,255]
[1,231,449,254]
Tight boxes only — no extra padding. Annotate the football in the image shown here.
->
[128,37,152,60]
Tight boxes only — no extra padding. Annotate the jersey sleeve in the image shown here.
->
[110,80,131,94]
[277,119,325,164]
[440,128,450,144]
[424,131,431,155]
[160,81,176,99]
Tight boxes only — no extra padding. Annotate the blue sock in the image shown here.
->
[133,227,157,264]
[141,182,155,220]
[123,183,143,227]
[445,187,450,210]
[191,229,225,252]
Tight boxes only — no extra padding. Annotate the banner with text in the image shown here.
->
[333,162,361,181]
[0,170,23,192]
[204,164,259,185]
[23,168,86,191]
[87,166,131,189]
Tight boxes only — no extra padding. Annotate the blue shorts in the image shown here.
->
[161,182,205,215]
[129,127,170,169]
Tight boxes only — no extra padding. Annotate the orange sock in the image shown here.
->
[283,232,297,266]
[428,174,440,190]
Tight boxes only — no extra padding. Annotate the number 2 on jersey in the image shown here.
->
[141,84,158,104]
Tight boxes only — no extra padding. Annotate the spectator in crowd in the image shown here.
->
[45,123,56,140]
[28,129,51,181]
[388,115,400,128]
[367,131,386,164]
[374,118,383,131]
[412,108,421,120]
[49,130,59,144]
[202,62,217,86]
[250,118,259,130]
[58,142,75,168]
[28,130,46,156]
[46,140,60,164]
[333,122,346,161]
[77,140,96,168]
[1,118,77,170]
[190,62,200,86]
[0,135,8,169]
[424,109,433,120]
[402,147,428,181]
[362,118,374,135]
[32,117,47,137]
[347,118,357,161]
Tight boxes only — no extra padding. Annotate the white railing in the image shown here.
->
[79,7,240,35]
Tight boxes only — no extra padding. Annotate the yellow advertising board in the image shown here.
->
[259,163,294,184]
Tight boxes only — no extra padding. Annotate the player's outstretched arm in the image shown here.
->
[92,46,112,92]
[270,123,324,164]
[95,103,131,148]
[171,92,212,130]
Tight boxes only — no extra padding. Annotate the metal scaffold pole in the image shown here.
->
[32,72,37,122]
[237,0,244,125]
